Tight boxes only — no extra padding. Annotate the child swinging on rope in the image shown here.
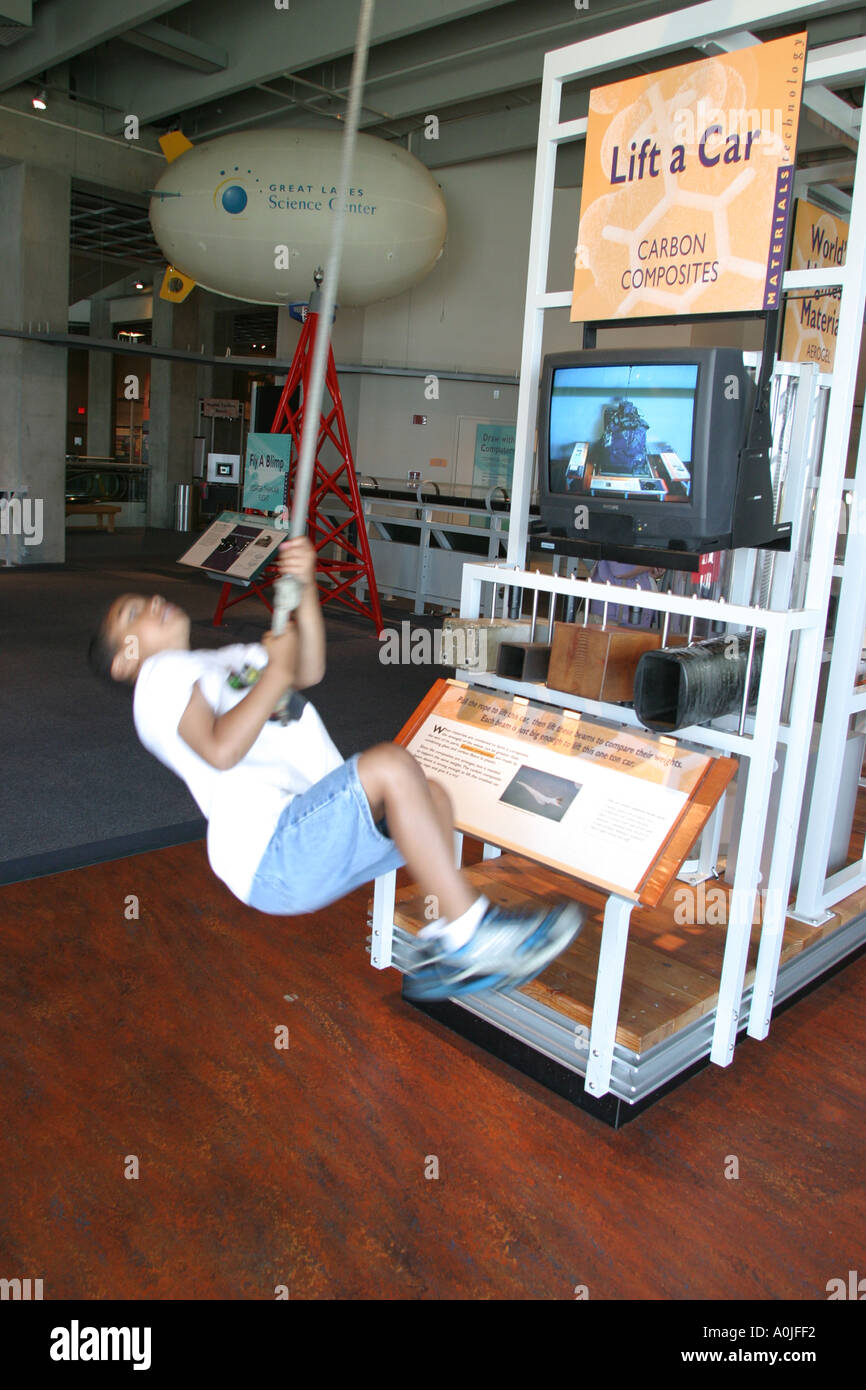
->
[89,537,582,1000]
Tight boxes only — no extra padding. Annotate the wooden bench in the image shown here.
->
[65,503,122,532]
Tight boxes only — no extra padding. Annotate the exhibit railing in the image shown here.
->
[324,479,531,614]
[65,459,149,505]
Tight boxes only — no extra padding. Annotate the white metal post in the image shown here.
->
[792,98,866,919]
[506,63,567,568]
[370,869,397,970]
[747,620,828,1036]
[679,794,726,884]
[585,894,634,1098]
[459,561,485,622]
[767,364,823,614]
[414,507,432,616]
[710,623,791,1064]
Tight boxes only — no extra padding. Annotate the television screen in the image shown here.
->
[548,362,699,504]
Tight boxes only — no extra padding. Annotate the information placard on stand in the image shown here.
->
[177,510,285,582]
[396,679,737,908]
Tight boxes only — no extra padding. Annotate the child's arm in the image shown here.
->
[275,537,326,688]
[177,628,298,771]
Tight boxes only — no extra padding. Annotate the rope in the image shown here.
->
[271,0,376,642]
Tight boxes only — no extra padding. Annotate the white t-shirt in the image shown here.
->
[133,643,344,904]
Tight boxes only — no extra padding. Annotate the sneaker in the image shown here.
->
[404,900,584,1003]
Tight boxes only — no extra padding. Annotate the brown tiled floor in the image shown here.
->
[0,839,863,1299]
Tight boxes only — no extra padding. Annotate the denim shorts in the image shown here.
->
[247,753,405,915]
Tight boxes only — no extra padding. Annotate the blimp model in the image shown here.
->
[149,128,447,307]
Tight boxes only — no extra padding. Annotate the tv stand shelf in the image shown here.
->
[529,530,708,571]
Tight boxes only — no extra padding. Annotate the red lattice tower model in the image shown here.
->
[212,300,383,633]
[268,303,383,632]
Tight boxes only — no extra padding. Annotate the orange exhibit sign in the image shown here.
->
[571,32,806,322]
[781,198,847,370]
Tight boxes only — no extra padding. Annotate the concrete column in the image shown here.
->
[209,305,236,398]
[87,298,113,458]
[194,293,217,422]
[0,163,71,564]
[148,292,204,528]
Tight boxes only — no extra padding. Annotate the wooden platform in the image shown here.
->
[391,820,866,1055]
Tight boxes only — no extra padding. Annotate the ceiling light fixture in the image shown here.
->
[32,90,47,111]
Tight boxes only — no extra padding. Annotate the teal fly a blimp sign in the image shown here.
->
[243,433,293,512]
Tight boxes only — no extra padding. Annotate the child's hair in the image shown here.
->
[87,604,120,683]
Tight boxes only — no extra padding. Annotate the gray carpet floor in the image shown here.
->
[0,530,449,882]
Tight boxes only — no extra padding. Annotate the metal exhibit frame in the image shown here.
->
[368,0,866,1106]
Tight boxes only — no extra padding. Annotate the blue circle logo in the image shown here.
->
[221,184,247,214]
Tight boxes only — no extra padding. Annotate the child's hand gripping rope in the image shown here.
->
[268,538,318,721]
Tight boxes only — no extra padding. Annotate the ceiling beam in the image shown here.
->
[185,0,691,144]
[0,0,185,93]
[794,158,855,216]
[412,103,542,170]
[0,101,162,194]
[806,36,866,89]
[540,0,865,88]
[698,31,860,150]
[117,21,228,75]
[2,1,31,25]
[80,0,514,131]
[407,98,593,183]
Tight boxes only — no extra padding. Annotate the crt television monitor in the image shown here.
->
[537,347,767,551]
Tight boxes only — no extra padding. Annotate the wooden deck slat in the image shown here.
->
[390,843,866,1053]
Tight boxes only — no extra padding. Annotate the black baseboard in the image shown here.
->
[403,933,866,1128]
[402,986,712,1127]
[771,933,866,1016]
[0,819,206,886]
